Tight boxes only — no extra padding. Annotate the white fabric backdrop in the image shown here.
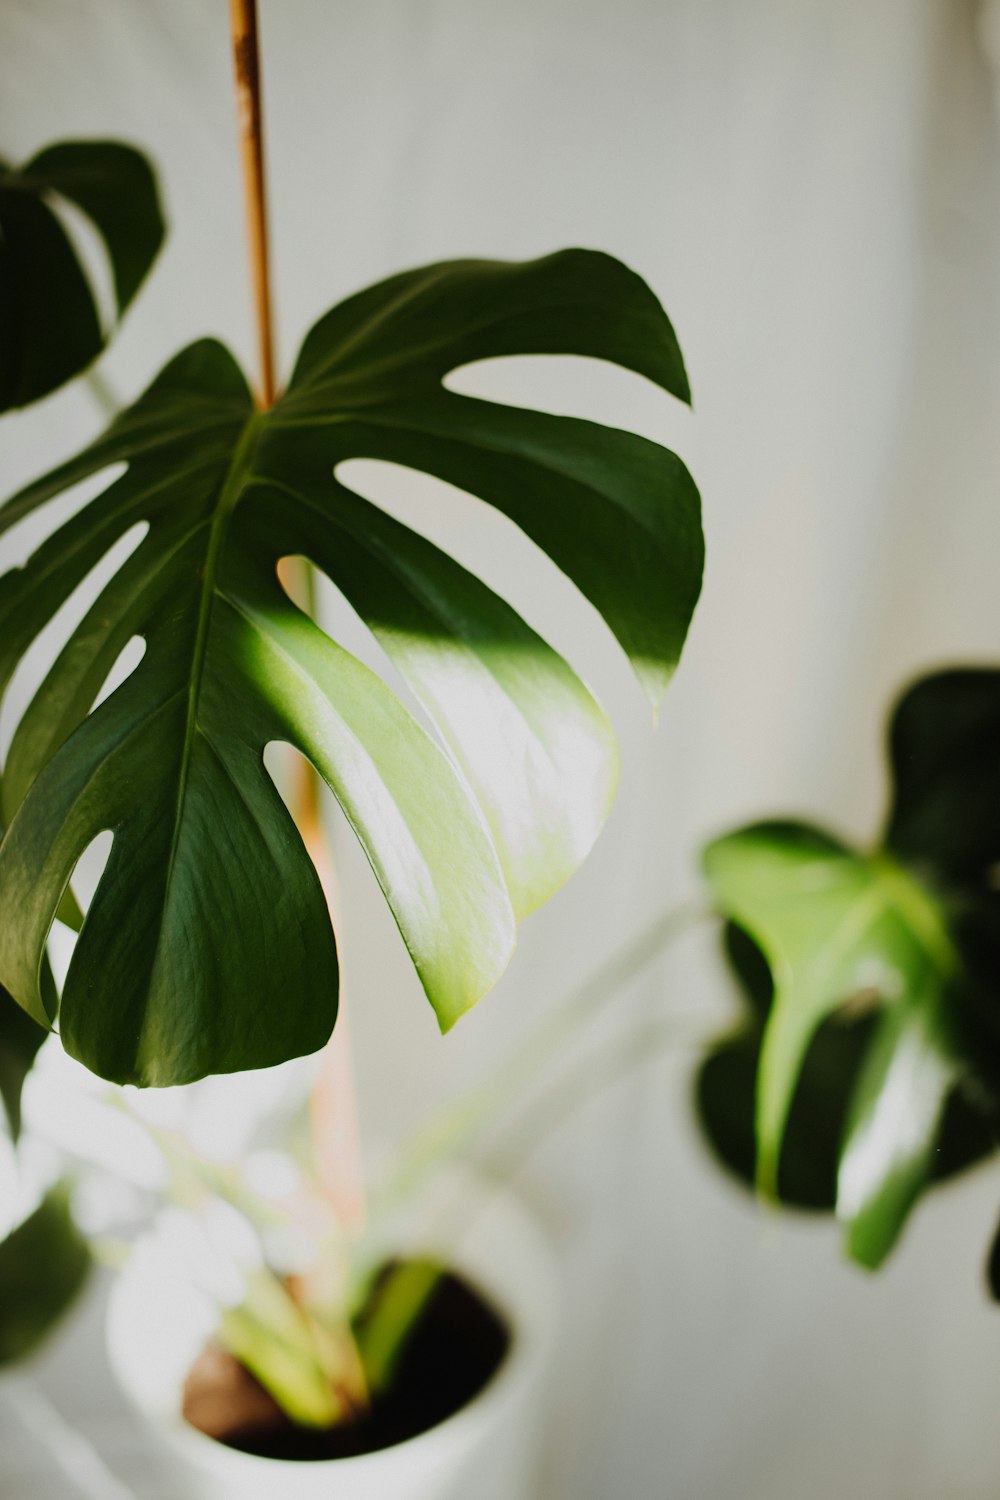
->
[2,1,1000,1496]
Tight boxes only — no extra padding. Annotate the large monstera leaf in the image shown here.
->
[0,140,164,411]
[696,668,1000,1271]
[0,250,702,1086]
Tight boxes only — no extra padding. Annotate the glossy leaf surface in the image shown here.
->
[0,251,702,1085]
[0,140,164,411]
[0,1184,90,1366]
[698,668,1000,1269]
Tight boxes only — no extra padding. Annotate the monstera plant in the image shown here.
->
[696,667,1000,1277]
[0,136,164,1370]
[0,4,703,1472]
[0,251,702,1087]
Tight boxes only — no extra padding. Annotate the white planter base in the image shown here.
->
[107,1178,555,1500]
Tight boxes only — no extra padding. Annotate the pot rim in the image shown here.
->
[106,1173,555,1479]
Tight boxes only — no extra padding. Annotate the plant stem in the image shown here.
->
[360,1006,712,1394]
[381,895,713,1206]
[229,0,276,408]
[229,0,366,1240]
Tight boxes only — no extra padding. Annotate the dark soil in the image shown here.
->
[182,1262,509,1461]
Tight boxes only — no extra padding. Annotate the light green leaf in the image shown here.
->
[838,986,957,1266]
[219,1269,340,1429]
[0,251,701,1084]
[702,822,958,1213]
[696,924,1000,1233]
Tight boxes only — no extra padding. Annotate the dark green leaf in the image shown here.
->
[0,140,164,411]
[0,251,701,1085]
[0,980,47,1140]
[0,1183,90,1366]
[885,668,1000,884]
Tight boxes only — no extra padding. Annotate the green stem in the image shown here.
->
[84,366,120,420]
[359,896,715,1391]
[359,1006,713,1393]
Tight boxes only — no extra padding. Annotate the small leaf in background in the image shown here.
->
[698,668,1000,1273]
[0,250,702,1086]
[0,140,164,411]
[0,1183,90,1366]
[697,925,1000,1230]
[702,822,957,1203]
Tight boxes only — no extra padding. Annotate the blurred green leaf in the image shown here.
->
[0,982,46,1140]
[703,822,957,1207]
[696,924,877,1210]
[0,1183,90,1366]
[698,926,1000,1233]
[698,668,1000,1271]
[885,667,1000,884]
[0,140,164,412]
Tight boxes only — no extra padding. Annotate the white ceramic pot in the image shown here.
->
[106,1177,556,1500]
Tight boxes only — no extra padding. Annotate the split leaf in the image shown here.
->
[0,250,702,1085]
[697,668,1000,1269]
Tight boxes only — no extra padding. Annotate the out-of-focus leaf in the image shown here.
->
[0,1183,90,1365]
[0,140,164,411]
[0,250,702,1086]
[696,925,877,1210]
[698,668,1000,1273]
[697,925,1000,1227]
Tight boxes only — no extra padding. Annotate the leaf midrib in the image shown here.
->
[150,411,263,974]
[768,855,956,1008]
